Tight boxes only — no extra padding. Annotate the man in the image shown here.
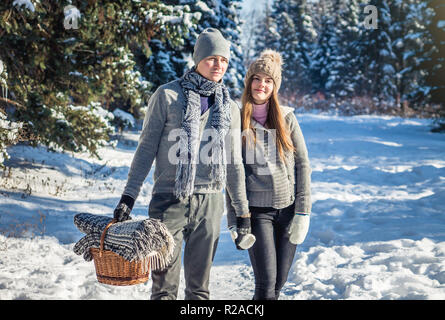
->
[113,28,254,300]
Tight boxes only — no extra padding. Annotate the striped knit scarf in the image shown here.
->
[175,68,232,199]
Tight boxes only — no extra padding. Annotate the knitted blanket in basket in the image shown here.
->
[73,213,175,271]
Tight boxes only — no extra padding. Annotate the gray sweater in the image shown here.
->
[226,106,312,226]
[122,79,249,217]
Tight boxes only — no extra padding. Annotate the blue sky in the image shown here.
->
[241,0,268,15]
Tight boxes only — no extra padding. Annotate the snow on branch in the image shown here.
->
[12,0,35,12]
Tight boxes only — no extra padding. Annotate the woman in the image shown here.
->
[227,49,312,300]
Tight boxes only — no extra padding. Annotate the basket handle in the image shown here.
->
[99,219,117,258]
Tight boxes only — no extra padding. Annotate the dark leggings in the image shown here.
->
[248,204,297,300]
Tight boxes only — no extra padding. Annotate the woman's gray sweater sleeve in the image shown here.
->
[288,113,312,214]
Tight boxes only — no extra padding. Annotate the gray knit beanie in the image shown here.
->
[193,28,231,66]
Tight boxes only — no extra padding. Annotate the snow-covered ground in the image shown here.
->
[1,113,444,300]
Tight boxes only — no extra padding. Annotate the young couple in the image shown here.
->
[113,28,312,300]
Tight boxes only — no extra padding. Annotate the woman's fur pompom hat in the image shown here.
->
[245,49,283,91]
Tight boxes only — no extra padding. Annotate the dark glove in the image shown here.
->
[113,195,135,222]
[229,216,256,250]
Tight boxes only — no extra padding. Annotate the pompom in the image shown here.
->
[259,49,283,66]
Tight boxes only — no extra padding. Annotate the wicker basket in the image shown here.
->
[90,219,150,286]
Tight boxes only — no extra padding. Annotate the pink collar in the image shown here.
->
[252,102,269,126]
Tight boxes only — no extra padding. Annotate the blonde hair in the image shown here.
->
[241,76,295,161]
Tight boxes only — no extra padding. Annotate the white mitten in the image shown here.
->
[288,214,310,245]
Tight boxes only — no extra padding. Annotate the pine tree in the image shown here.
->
[273,1,297,98]
[324,0,362,98]
[142,39,181,89]
[219,0,245,98]
[252,1,279,61]
[267,0,314,100]
[424,0,445,102]
[136,1,201,92]
[422,0,445,130]
[241,4,265,68]
[0,0,192,162]
[354,0,375,97]
[361,0,398,106]
[309,1,336,96]
[389,0,434,110]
